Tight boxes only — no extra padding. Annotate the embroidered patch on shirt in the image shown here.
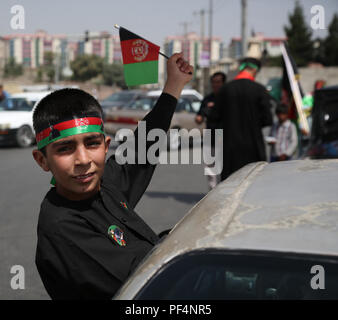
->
[108,225,126,246]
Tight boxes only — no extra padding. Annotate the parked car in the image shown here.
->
[0,91,51,147]
[104,92,204,150]
[12,91,52,108]
[100,90,145,119]
[114,159,338,300]
[306,86,338,159]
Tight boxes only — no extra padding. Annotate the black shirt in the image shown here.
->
[35,93,177,300]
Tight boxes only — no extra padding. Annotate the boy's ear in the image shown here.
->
[104,135,111,154]
[32,149,50,172]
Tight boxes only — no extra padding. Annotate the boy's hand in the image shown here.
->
[195,115,203,124]
[163,52,193,100]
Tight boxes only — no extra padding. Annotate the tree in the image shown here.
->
[35,51,55,83]
[284,1,313,66]
[4,57,23,77]
[102,63,126,88]
[324,13,338,66]
[70,54,104,81]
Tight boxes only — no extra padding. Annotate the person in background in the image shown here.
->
[208,57,273,181]
[268,103,298,162]
[195,72,227,189]
[0,84,13,109]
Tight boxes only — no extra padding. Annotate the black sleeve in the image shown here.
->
[51,218,141,299]
[258,88,273,128]
[102,92,177,209]
[208,89,225,123]
[197,97,208,117]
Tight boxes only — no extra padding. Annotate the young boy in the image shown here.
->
[268,103,298,162]
[32,53,193,300]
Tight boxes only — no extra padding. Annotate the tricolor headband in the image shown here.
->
[36,116,105,150]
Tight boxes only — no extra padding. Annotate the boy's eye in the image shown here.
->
[57,146,72,153]
[87,140,102,147]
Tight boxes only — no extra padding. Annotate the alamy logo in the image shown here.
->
[10,5,25,30]
[310,5,325,30]
[10,265,25,290]
[310,265,325,290]
[114,122,223,176]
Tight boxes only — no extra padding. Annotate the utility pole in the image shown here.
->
[194,9,206,94]
[209,0,213,68]
[205,0,213,95]
[180,22,191,61]
[241,0,248,57]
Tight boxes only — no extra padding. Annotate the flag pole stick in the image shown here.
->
[114,24,169,59]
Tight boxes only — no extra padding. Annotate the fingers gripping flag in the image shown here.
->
[119,27,160,86]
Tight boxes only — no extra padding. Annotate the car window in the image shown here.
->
[181,95,201,112]
[0,98,33,111]
[128,98,155,111]
[103,92,138,103]
[312,88,338,142]
[135,250,338,300]
[176,99,194,113]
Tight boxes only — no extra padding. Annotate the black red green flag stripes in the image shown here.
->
[119,27,160,86]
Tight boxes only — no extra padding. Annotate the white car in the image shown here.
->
[115,160,338,300]
[0,91,51,147]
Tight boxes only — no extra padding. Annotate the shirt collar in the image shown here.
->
[234,70,255,81]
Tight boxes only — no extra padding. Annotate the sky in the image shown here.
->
[0,0,337,46]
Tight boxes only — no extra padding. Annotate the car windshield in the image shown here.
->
[134,250,338,300]
[103,92,138,103]
[0,98,33,111]
[127,98,155,111]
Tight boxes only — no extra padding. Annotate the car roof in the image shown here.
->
[12,91,52,102]
[147,89,203,100]
[161,159,338,257]
[116,159,338,299]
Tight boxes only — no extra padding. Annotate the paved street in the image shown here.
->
[0,142,209,299]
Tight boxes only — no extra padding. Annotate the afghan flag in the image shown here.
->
[119,27,160,86]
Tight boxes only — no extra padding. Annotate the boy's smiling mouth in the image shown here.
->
[73,172,95,183]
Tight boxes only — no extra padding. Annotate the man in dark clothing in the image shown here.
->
[195,72,226,189]
[208,57,273,181]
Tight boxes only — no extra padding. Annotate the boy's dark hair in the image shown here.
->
[210,72,226,83]
[276,103,289,115]
[33,88,103,134]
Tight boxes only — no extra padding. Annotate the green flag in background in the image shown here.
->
[119,27,160,86]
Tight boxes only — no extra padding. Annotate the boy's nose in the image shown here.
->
[74,145,91,166]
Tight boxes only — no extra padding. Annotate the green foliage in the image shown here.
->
[35,51,55,83]
[284,1,313,66]
[4,57,23,77]
[264,55,283,67]
[102,63,126,88]
[324,13,338,66]
[70,54,104,81]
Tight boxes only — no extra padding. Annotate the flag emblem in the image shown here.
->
[132,39,149,62]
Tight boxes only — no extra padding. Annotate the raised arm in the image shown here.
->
[103,53,193,208]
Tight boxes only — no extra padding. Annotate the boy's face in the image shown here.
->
[33,132,111,201]
[277,113,288,123]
